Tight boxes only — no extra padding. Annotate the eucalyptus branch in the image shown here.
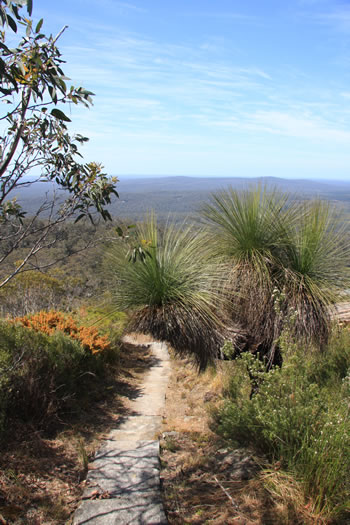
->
[0,89,31,177]
[0,2,117,286]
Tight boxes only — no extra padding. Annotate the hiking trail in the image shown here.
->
[73,338,170,525]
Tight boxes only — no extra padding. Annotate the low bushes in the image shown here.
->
[215,327,350,522]
[0,311,119,435]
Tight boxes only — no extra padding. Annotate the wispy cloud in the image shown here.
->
[299,2,350,32]
[317,9,350,31]
[115,1,146,12]
[62,25,350,150]
[247,111,350,142]
[185,10,259,23]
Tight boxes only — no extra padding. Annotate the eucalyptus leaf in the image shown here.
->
[6,14,17,32]
[35,18,43,33]
[27,0,33,16]
[25,19,31,37]
[50,108,71,122]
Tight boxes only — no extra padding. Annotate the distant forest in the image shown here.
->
[15,176,350,222]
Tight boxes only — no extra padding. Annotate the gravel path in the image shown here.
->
[73,339,170,525]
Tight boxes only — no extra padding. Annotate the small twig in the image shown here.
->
[0,350,26,376]
[213,475,239,509]
[52,25,68,44]
[191,504,217,508]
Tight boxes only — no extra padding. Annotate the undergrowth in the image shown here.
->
[215,325,350,523]
[0,312,120,436]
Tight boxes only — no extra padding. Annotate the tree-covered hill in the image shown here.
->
[13,176,350,222]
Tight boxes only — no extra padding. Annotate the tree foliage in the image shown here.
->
[0,0,118,287]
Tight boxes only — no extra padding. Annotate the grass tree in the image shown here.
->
[105,214,225,369]
[281,200,350,347]
[202,186,350,365]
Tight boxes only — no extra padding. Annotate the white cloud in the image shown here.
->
[246,111,350,142]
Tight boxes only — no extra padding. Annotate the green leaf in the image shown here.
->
[6,14,17,32]
[35,18,43,33]
[50,109,71,122]
[58,78,67,92]
[11,5,19,20]
[17,60,25,76]
[27,0,33,16]
[78,88,95,97]
[0,41,10,53]
[48,86,57,103]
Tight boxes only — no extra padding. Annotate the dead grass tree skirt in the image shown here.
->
[128,305,224,370]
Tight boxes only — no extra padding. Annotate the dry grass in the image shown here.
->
[160,353,333,524]
[0,341,154,524]
[162,353,223,434]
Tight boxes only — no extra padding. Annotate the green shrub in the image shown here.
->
[304,325,350,389]
[76,303,127,346]
[0,319,119,434]
[215,329,350,520]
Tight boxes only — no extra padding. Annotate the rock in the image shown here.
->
[216,448,259,480]
[162,431,180,439]
[230,462,258,481]
[203,391,216,402]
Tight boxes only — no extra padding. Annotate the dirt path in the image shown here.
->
[73,338,170,524]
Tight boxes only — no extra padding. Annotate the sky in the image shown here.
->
[26,0,350,180]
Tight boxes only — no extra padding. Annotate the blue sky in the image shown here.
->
[30,0,350,180]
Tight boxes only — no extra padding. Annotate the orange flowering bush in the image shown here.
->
[15,311,111,354]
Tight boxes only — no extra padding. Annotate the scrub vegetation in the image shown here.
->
[214,328,350,523]
[102,187,350,522]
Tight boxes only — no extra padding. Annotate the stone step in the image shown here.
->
[84,441,161,498]
[104,416,163,444]
[73,493,167,524]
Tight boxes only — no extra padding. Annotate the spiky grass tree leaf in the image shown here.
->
[202,186,294,356]
[202,185,293,278]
